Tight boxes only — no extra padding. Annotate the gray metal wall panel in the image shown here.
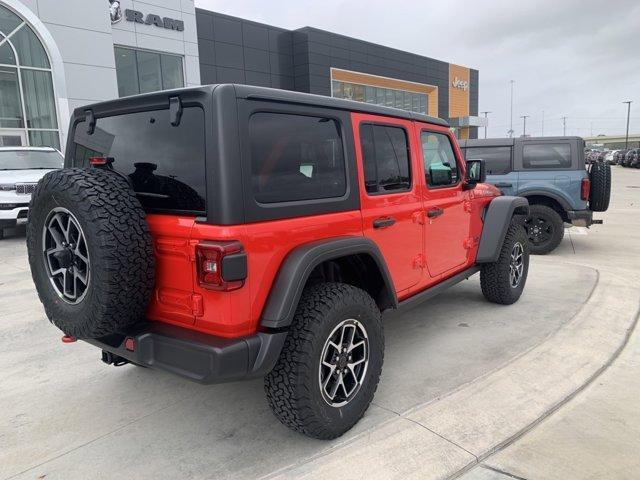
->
[195,10,478,120]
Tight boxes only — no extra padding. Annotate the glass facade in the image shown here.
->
[332,80,428,115]
[0,5,59,149]
[114,46,185,98]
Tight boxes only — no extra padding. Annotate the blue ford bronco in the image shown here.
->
[460,136,610,254]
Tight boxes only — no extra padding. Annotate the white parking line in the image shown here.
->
[566,227,589,235]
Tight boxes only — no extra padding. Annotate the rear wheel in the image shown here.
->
[264,282,384,439]
[523,204,564,254]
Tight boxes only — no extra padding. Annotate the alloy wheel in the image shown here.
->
[42,207,90,304]
[318,319,369,407]
[509,242,525,288]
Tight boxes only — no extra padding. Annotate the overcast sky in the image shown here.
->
[195,0,640,138]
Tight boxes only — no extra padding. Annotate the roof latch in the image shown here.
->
[84,109,96,135]
[169,96,183,127]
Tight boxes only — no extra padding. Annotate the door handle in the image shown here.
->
[427,208,444,218]
[494,182,512,188]
[373,217,396,229]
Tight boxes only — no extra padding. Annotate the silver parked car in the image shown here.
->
[0,147,63,239]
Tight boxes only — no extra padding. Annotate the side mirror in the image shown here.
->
[463,159,486,190]
[429,165,453,186]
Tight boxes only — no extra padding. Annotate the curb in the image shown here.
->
[267,267,640,479]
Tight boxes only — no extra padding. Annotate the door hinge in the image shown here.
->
[463,236,480,249]
[412,254,426,269]
[192,294,204,317]
[412,210,425,225]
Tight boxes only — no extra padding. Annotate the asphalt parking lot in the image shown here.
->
[1,166,639,480]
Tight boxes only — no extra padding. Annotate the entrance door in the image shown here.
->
[0,130,26,146]
[354,113,423,293]
[420,128,472,277]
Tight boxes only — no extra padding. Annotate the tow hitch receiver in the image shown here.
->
[101,350,130,367]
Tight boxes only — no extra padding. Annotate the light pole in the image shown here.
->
[562,116,567,136]
[623,101,632,149]
[521,115,529,137]
[508,80,514,137]
[481,111,491,138]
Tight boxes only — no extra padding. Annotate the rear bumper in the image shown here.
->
[567,209,602,227]
[84,322,287,384]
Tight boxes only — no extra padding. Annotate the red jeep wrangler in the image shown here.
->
[26,85,529,439]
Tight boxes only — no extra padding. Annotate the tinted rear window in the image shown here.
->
[464,146,512,175]
[360,124,411,194]
[72,107,206,213]
[249,112,346,204]
[523,143,571,169]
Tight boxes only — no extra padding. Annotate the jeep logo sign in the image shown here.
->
[452,77,469,91]
[124,9,185,31]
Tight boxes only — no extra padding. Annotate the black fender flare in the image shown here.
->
[476,196,529,263]
[519,189,572,212]
[259,236,397,330]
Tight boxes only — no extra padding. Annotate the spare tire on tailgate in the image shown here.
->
[588,162,611,212]
[26,168,155,339]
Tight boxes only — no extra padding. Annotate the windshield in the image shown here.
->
[0,150,63,170]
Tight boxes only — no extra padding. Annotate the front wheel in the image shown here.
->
[264,282,384,440]
[481,221,530,305]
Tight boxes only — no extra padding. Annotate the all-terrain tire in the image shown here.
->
[481,221,529,305]
[264,282,384,440]
[26,168,155,339]
[523,204,564,255]
[588,162,611,212]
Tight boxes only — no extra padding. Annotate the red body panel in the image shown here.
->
[145,115,498,338]
[351,114,423,294]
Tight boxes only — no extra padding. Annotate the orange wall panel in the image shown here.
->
[448,64,470,118]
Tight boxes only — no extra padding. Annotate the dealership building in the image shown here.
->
[0,0,482,152]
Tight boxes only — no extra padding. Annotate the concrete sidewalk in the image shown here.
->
[457,166,640,480]
[461,310,640,480]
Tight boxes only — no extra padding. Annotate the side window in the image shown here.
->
[249,112,347,204]
[360,124,411,194]
[421,131,459,187]
[465,146,512,175]
[523,143,571,169]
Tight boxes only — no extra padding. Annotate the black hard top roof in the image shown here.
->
[459,136,583,148]
[74,84,449,128]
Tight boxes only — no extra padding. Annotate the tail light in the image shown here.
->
[196,241,246,291]
[581,177,590,201]
[89,156,114,166]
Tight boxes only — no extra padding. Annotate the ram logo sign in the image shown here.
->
[452,77,469,91]
[108,0,122,24]
[123,9,185,31]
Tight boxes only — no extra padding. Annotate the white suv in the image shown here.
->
[0,147,63,239]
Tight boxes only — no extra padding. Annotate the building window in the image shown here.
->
[0,5,59,149]
[114,47,184,98]
[332,80,428,115]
